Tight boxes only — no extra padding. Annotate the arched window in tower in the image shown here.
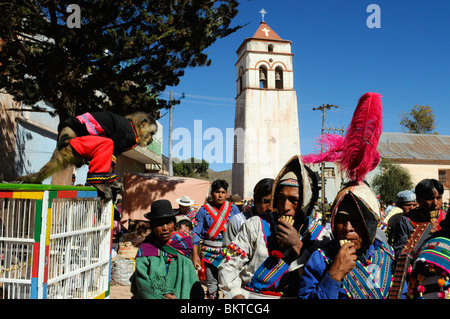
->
[239,67,244,93]
[268,44,274,52]
[259,66,267,88]
[275,66,283,89]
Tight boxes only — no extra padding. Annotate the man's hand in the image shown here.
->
[276,217,303,258]
[328,241,357,282]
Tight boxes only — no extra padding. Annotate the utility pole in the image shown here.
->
[312,104,338,216]
[168,91,173,176]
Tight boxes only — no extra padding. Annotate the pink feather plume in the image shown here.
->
[302,92,383,182]
[302,133,345,164]
[340,92,383,181]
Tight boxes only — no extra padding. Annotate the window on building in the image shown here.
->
[239,67,244,93]
[268,44,274,52]
[324,167,335,178]
[275,66,283,89]
[259,66,267,88]
[439,170,446,184]
[439,170,449,189]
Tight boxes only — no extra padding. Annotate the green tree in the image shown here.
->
[372,159,414,204]
[0,0,241,120]
[400,105,437,134]
[173,157,209,178]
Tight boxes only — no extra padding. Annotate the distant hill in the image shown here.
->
[194,168,232,192]
[206,168,232,186]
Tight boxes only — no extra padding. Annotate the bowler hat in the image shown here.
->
[144,199,177,220]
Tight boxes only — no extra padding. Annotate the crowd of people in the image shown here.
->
[116,153,449,300]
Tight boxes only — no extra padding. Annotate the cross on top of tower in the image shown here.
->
[259,8,267,22]
[250,9,283,40]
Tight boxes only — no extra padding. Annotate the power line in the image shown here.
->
[163,91,319,109]
[324,124,345,136]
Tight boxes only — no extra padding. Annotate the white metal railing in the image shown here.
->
[0,197,35,299]
[0,185,113,299]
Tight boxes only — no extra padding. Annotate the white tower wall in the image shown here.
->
[232,23,301,198]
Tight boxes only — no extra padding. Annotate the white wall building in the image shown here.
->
[377,132,450,202]
[232,22,301,198]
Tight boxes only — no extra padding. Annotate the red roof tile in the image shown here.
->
[252,22,283,40]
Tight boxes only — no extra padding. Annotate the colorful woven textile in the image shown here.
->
[243,216,289,294]
[201,245,223,267]
[168,230,193,257]
[408,237,450,299]
[185,207,198,227]
[416,237,450,272]
[342,241,394,299]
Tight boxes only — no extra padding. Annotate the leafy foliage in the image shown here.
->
[173,157,209,178]
[371,159,414,203]
[0,0,241,120]
[400,105,437,134]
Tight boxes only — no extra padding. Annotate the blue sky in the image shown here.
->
[158,0,450,172]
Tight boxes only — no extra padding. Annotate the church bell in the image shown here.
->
[259,69,266,81]
[275,70,281,81]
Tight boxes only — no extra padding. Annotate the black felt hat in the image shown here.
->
[144,199,177,220]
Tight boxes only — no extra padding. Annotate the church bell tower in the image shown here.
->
[232,12,301,198]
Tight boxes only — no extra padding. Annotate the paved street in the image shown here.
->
[109,284,133,299]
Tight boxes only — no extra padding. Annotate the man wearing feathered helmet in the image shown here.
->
[298,180,397,299]
[218,155,332,299]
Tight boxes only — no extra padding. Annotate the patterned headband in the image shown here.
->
[279,178,299,187]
